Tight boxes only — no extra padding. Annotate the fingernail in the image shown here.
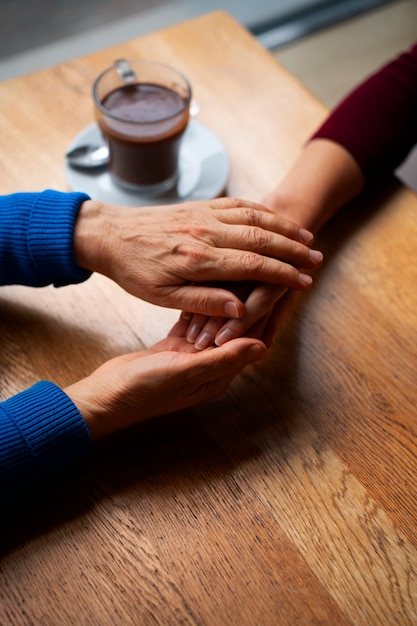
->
[309,249,323,263]
[195,332,214,350]
[299,272,313,287]
[299,228,314,244]
[224,301,240,318]
[181,310,192,320]
[248,344,265,362]
[186,323,202,343]
[215,328,234,346]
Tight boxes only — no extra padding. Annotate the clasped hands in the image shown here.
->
[67,196,323,439]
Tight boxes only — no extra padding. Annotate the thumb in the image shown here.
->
[194,338,267,380]
[170,284,246,318]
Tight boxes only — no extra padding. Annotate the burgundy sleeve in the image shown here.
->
[312,43,417,181]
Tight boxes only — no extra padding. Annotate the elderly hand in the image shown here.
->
[65,331,267,440]
[73,197,322,318]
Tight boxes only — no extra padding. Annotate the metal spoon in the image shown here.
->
[66,144,109,169]
[115,58,137,83]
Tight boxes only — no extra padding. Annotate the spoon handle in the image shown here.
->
[115,59,137,83]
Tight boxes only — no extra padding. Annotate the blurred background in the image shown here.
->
[0,0,408,82]
[1,0,416,186]
[0,0,397,62]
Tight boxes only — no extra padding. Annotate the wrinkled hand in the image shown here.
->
[74,197,322,318]
[65,332,266,440]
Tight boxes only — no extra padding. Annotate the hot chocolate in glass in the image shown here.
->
[93,60,192,194]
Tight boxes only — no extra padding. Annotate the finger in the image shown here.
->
[185,312,211,344]
[260,305,284,347]
[192,315,224,351]
[212,225,322,269]
[186,337,267,384]
[261,291,299,347]
[212,201,315,245]
[191,284,286,350]
[183,281,254,348]
[214,284,287,346]
[203,196,272,213]
[193,309,272,350]
[175,246,319,292]
[243,314,270,342]
[166,284,247,318]
[167,315,191,338]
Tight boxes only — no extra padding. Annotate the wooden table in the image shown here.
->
[1,11,417,625]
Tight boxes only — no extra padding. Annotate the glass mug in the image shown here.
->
[93,59,192,194]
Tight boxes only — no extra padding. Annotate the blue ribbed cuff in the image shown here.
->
[0,381,92,503]
[29,190,92,286]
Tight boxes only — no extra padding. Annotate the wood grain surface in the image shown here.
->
[1,10,417,626]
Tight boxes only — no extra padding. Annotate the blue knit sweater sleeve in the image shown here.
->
[0,190,94,504]
[0,382,92,504]
[0,189,92,286]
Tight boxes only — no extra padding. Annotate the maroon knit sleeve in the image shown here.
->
[312,43,417,181]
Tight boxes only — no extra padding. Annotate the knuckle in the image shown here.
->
[184,221,207,239]
[291,239,305,256]
[193,291,214,313]
[174,243,209,275]
[242,206,260,225]
[248,225,270,251]
[170,210,210,237]
[175,242,204,260]
[241,252,265,273]
[226,197,244,209]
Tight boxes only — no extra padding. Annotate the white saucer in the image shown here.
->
[64,120,230,206]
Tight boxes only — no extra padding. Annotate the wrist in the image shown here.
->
[65,377,118,441]
[263,139,365,234]
[73,199,110,273]
[263,187,321,233]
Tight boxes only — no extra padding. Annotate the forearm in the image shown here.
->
[263,138,365,233]
[313,43,417,181]
[266,42,417,233]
